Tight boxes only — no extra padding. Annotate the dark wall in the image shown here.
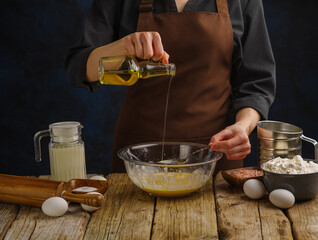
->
[0,0,124,176]
[0,0,317,176]
[264,0,318,160]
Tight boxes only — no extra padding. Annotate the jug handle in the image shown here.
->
[34,130,50,162]
[300,134,318,160]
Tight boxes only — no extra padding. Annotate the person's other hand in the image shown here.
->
[122,32,170,64]
[209,123,251,160]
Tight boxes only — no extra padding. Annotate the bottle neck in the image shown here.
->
[139,62,176,78]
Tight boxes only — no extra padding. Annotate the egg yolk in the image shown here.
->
[135,172,207,197]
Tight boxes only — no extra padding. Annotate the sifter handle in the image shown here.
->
[300,134,318,160]
[61,191,104,207]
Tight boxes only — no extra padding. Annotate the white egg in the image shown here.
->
[243,179,266,200]
[81,192,104,212]
[90,175,107,181]
[269,189,295,209]
[42,197,68,217]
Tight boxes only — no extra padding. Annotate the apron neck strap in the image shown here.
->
[139,0,229,14]
[137,0,229,31]
[216,0,229,14]
[138,0,154,31]
[139,0,154,12]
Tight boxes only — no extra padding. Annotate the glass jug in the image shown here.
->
[99,55,176,86]
[34,121,87,181]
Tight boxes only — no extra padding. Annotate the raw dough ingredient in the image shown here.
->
[262,155,318,174]
[243,179,266,200]
[129,169,209,197]
[42,197,68,217]
[269,189,295,209]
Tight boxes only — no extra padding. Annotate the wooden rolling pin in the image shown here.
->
[0,174,110,207]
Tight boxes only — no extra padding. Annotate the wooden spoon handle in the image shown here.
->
[62,192,104,207]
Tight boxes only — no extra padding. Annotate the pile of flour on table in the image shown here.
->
[262,155,318,174]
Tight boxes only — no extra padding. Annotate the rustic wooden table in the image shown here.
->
[0,172,317,240]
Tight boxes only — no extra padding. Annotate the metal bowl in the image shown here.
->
[261,160,318,201]
[118,142,222,197]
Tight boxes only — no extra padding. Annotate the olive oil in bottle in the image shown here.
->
[99,55,176,86]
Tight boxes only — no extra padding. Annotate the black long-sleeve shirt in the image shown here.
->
[65,0,276,122]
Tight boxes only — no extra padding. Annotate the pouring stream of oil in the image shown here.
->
[161,75,174,161]
[159,75,208,164]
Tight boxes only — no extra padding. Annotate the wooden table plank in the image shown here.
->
[3,204,90,240]
[4,206,42,240]
[287,198,318,239]
[5,173,318,239]
[259,200,293,240]
[214,172,262,240]
[30,205,90,240]
[0,203,19,240]
[214,172,293,240]
[151,178,218,240]
[84,173,155,240]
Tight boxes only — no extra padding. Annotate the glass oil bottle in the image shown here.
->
[99,55,176,86]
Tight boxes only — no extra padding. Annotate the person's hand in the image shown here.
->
[209,123,251,160]
[121,32,170,64]
[86,32,170,82]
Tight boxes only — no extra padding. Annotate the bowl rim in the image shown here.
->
[117,141,223,168]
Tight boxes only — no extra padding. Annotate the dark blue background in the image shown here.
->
[0,0,317,176]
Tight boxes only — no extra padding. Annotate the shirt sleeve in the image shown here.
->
[229,0,276,123]
[64,0,123,92]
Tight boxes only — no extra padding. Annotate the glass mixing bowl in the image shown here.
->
[118,142,222,197]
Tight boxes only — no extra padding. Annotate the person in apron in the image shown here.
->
[65,0,276,175]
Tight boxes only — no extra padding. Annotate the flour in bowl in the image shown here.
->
[262,155,318,174]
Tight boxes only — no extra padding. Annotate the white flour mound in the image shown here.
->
[262,155,318,174]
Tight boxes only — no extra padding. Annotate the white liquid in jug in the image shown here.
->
[49,143,86,181]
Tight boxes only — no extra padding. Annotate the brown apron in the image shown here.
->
[112,0,243,174]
